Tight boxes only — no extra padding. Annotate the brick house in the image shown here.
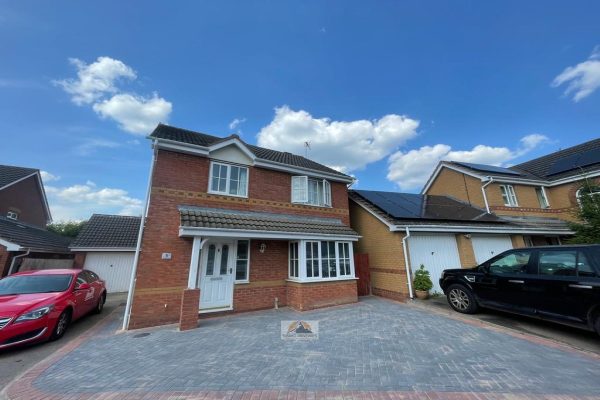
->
[349,190,571,300]
[125,124,360,330]
[0,164,72,276]
[423,138,600,245]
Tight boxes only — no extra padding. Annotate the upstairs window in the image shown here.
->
[535,187,550,209]
[209,162,248,197]
[6,210,18,220]
[291,176,331,207]
[499,184,518,207]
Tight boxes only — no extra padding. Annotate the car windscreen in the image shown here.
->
[0,274,73,295]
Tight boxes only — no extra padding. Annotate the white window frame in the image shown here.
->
[499,184,518,207]
[576,186,600,206]
[288,240,355,283]
[6,211,18,220]
[289,241,300,278]
[208,161,249,198]
[535,187,550,209]
[234,239,251,283]
[290,176,332,207]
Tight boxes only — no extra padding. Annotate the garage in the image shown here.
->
[471,234,513,264]
[409,233,462,293]
[83,252,135,293]
[70,214,141,294]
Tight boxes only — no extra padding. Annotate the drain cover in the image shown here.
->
[133,332,151,338]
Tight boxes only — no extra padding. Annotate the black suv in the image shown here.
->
[439,245,600,335]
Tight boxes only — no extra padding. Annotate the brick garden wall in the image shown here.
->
[72,252,86,269]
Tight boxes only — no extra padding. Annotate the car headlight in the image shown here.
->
[15,305,54,323]
[440,271,445,280]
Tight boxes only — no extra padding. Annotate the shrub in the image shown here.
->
[413,264,433,292]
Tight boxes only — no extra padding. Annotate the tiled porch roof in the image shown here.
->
[179,206,358,237]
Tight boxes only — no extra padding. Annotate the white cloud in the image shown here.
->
[45,181,143,221]
[93,93,172,135]
[552,46,600,102]
[74,138,120,156]
[55,56,172,135]
[40,170,60,183]
[229,117,246,131]
[257,106,419,172]
[54,57,136,105]
[386,134,550,191]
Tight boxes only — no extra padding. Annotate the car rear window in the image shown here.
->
[0,274,73,295]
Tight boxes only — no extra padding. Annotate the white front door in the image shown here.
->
[409,233,462,293]
[199,241,234,312]
[471,235,513,264]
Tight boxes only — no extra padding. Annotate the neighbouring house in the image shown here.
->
[423,138,600,245]
[125,124,360,330]
[348,190,573,299]
[70,214,141,293]
[0,164,72,276]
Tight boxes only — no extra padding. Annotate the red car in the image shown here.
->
[0,269,106,350]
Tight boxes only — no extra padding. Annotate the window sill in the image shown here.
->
[207,190,248,199]
[286,277,358,284]
[234,280,250,284]
[290,202,332,209]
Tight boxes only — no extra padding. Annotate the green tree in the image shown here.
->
[47,220,87,238]
[568,180,600,244]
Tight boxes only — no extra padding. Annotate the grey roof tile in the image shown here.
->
[179,206,358,236]
[150,123,351,179]
[70,214,141,249]
[0,164,38,189]
[0,217,71,252]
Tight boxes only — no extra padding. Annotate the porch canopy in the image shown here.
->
[178,206,359,241]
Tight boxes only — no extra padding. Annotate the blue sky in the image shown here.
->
[1,1,599,221]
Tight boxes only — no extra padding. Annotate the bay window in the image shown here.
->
[235,240,250,282]
[288,240,355,282]
[209,162,248,197]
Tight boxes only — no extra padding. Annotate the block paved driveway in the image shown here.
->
[4,297,600,399]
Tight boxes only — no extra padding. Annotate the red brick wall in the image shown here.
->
[0,175,49,227]
[0,245,11,277]
[179,288,200,331]
[72,252,86,269]
[129,149,353,329]
[287,280,358,311]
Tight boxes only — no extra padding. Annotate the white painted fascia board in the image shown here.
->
[252,160,354,183]
[69,247,137,252]
[208,138,256,161]
[179,227,360,241]
[546,170,600,187]
[0,238,22,251]
[154,139,210,156]
[391,225,573,235]
[348,197,395,231]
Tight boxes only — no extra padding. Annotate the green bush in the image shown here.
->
[413,264,433,292]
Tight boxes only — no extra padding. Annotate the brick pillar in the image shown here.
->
[179,288,200,331]
[455,234,477,268]
[72,252,87,269]
[510,235,526,249]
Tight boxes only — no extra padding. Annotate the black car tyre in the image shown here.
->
[594,314,600,337]
[446,284,478,314]
[50,309,71,341]
[94,292,106,314]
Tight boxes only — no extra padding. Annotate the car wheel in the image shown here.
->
[94,292,106,314]
[446,284,478,314]
[50,309,71,341]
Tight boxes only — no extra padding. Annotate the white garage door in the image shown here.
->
[84,252,135,293]
[471,235,513,264]
[409,233,461,293]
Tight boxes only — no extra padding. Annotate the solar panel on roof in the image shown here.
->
[547,148,600,175]
[354,190,423,219]
[454,162,522,176]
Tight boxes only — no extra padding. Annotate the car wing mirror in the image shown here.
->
[76,283,91,290]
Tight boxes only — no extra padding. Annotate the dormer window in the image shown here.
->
[499,184,518,207]
[209,162,248,197]
[6,210,18,220]
[291,176,332,207]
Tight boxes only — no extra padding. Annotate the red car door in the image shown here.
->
[72,273,90,319]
